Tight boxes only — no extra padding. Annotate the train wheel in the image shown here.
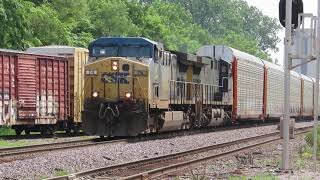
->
[66,129,71,135]
[15,128,22,136]
[40,129,47,136]
[24,129,31,135]
[73,126,80,134]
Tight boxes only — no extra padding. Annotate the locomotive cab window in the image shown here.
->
[92,46,118,57]
[91,45,152,59]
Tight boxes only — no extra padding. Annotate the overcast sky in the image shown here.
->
[245,0,318,65]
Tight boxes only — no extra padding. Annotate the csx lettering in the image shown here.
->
[101,72,129,84]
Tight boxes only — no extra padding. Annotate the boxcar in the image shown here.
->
[0,49,69,135]
[27,46,88,133]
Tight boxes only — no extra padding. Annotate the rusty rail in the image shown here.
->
[48,126,313,180]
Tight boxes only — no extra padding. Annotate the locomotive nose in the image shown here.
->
[84,57,148,101]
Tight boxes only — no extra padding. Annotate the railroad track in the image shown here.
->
[47,126,313,180]
[0,138,127,162]
[0,122,301,162]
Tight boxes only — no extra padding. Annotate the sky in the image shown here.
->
[245,0,318,66]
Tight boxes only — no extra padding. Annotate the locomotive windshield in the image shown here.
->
[92,45,152,58]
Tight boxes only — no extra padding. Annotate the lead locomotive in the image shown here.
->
[82,37,231,136]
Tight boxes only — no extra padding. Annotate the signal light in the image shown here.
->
[279,0,303,29]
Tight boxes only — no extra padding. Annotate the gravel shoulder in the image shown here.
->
[177,123,319,179]
[0,122,313,180]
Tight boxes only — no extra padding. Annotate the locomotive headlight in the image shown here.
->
[92,91,99,98]
[112,61,118,71]
[125,92,132,99]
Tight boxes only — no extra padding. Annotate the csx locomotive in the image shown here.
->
[82,37,315,137]
[82,37,232,136]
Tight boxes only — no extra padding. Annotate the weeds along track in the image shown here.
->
[0,132,86,140]
[0,138,127,162]
[47,126,312,180]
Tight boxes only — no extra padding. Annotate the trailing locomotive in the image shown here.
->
[82,37,317,137]
[82,37,231,136]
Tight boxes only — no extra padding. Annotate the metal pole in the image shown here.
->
[282,0,292,171]
[313,0,320,172]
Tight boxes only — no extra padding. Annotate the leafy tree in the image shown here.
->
[140,1,213,52]
[165,0,281,59]
[27,3,70,46]
[0,0,281,61]
[88,0,141,37]
[0,0,31,49]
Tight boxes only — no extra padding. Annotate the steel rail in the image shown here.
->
[121,129,310,180]
[0,121,294,159]
[0,138,127,160]
[48,126,313,180]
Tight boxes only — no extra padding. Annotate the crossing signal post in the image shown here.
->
[279,0,304,171]
[280,0,293,171]
[279,0,320,173]
[314,0,320,172]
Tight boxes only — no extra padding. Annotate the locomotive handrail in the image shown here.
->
[168,80,221,105]
[169,80,220,87]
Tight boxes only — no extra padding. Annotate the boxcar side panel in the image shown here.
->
[266,67,284,118]
[302,76,313,117]
[0,54,17,125]
[236,57,264,119]
[18,55,37,120]
[290,72,301,117]
[0,50,69,126]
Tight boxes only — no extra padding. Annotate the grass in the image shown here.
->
[0,126,15,136]
[54,168,69,176]
[229,174,279,180]
[0,139,38,148]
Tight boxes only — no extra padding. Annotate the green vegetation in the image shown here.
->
[0,139,37,148]
[305,127,320,153]
[229,174,279,180]
[54,168,69,177]
[0,126,15,136]
[0,0,281,61]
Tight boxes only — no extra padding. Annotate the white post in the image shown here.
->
[313,0,320,172]
[282,0,292,171]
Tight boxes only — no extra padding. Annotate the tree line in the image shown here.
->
[0,0,281,61]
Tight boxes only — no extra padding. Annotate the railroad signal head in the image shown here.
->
[279,0,303,29]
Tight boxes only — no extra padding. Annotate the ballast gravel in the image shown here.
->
[0,122,313,179]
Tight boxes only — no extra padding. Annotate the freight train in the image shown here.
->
[0,46,88,135]
[81,37,316,137]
